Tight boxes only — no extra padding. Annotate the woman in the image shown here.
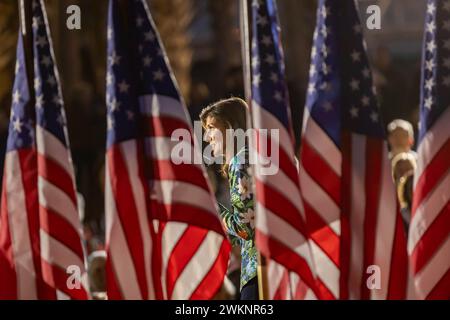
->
[200,97,258,300]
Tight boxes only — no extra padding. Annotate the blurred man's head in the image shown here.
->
[387,119,414,156]
[88,250,107,295]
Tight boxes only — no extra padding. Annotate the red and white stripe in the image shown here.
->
[299,109,341,299]
[106,94,231,300]
[300,109,408,299]
[409,107,450,300]
[0,126,88,300]
[252,101,320,299]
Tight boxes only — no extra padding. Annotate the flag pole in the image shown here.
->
[239,0,269,300]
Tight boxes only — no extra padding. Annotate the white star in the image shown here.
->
[308,83,316,95]
[53,95,63,106]
[322,101,333,112]
[425,59,436,72]
[320,81,331,91]
[273,91,283,102]
[34,77,41,91]
[353,24,362,34]
[107,116,114,130]
[361,95,370,107]
[136,16,144,27]
[109,51,121,66]
[370,111,379,122]
[118,80,130,93]
[350,79,359,91]
[41,55,51,67]
[13,90,21,104]
[252,57,260,69]
[322,62,330,75]
[36,36,47,48]
[427,40,436,53]
[13,118,23,132]
[251,39,257,50]
[426,22,436,34]
[350,106,359,118]
[32,16,42,30]
[47,75,56,86]
[424,97,433,109]
[143,55,152,66]
[270,72,279,83]
[153,69,165,81]
[253,74,261,87]
[309,65,316,77]
[321,6,330,18]
[264,54,275,65]
[351,50,361,62]
[442,76,450,86]
[321,26,330,37]
[311,46,317,59]
[107,27,113,40]
[362,67,371,78]
[252,0,261,9]
[35,94,44,109]
[15,60,20,74]
[106,72,114,86]
[144,31,155,42]
[109,98,121,111]
[427,2,436,14]
[256,15,268,26]
[425,78,435,91]
[321,45,329,57]
[261,35,272,46]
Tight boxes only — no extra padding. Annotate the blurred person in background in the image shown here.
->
[87,250,107,300]
[200,97,258,300]
[387,119,417,159]
[392,152,417,231]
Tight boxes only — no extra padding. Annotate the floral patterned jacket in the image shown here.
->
[219,148,257,291]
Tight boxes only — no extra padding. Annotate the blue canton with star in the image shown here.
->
[305,0,384,148]
[8,0,68,152]
[419,0,450,142]
[251,0,291,131]
[106,0,181,149]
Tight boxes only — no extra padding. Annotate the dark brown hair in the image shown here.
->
[199,97,248,176]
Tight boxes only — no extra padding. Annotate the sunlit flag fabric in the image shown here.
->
[409,0,450,300]
[0,0,88,300]
[300,0,408,299]
[249,0,320,299]
[105,0,231,300]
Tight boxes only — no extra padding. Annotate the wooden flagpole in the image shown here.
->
[239,0,269,300]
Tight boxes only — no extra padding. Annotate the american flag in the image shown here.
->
[105,0,230,300]
[300,0,408,299]
[409,0,450,300]
[0,0,88,300]
[249,0,320,299]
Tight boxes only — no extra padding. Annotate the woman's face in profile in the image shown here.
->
[204,115,227,157]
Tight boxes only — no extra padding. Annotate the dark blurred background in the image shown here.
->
[0,0,427,241]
